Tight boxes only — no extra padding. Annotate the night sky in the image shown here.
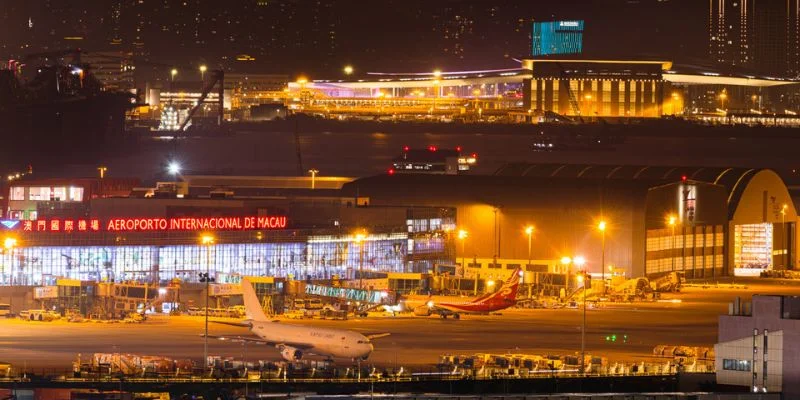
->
[0,0,707,77]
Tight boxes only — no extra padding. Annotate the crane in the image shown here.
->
[177,69,224,131]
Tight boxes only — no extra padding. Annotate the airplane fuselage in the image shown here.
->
[250,321,373,360]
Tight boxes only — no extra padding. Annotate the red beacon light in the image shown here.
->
[388,168,396,175]
[456,146,463,152]
[681,175,688,182]
[471,153,478,158]
[428,145,437,152]
[402,145,409,152]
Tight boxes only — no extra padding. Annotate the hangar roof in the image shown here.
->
[344,164,779,220]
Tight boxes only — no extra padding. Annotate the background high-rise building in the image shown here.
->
[709,0,800,76]
[531,20,584,56]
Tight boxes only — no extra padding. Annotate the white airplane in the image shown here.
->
[207,279,387,362]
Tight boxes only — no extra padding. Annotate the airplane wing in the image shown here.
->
[201,334,315,350]
[210,320,252,328]
[364,332,391,340]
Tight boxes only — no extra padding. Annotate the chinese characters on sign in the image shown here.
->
[10,216,288,233]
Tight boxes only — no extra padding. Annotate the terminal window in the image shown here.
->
[722,359,751,372]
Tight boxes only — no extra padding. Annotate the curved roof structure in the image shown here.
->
[493,163,777,219]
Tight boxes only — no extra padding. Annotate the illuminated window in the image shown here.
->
[52,187,66,201]
[28,187,51,201]
[9,187,24,201]
[722,359,751,371]
[69,187,84,202]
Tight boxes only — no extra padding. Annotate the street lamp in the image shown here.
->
[354,231,367,289]
[576,272,588,374]
[597,220,607,292]
[457,229,468,271]
[308,169,319,190]
[343,65,354,75]
[667,215,677,271]
[200,234,215,374]
[167,161,182,176]
[170,68,178,82]
[524,226,534,269]
[97,166,108,179]
[199,65,207,81]
[782,204,788,268]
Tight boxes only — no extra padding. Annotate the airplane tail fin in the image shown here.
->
[498,268,521,301]
[242,278,268,321]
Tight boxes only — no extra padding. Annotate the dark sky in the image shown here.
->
[0,0,709,76]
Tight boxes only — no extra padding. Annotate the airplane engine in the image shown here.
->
[413,305,432,316]
[279,345,303,361]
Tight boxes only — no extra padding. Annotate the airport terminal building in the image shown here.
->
[0,166,796,287]
[0,183,455,286]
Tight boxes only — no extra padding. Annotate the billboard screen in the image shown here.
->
[532,20,584,56]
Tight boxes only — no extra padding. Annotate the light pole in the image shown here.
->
[200,234,215,374]
[457,229,468,272]
[308,169,319,190]
[199,65,207,81]
[577,272,587,374]
[597,220,607,293]
[782,204,788,268]
[561,256,572,296]
[343,65,354,76]
[524,226,534,269]
[170,68,178,82]
[668,215,677,272]
[354,231,367,289]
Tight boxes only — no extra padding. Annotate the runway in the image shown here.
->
[1,281,799,372]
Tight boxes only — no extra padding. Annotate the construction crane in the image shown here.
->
[177,69,224,131]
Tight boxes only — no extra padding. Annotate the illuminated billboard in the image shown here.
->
[532,20,584,56]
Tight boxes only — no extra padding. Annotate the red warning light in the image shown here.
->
[456,146,462,152]
[428,145,438,152]
[471,153,477,158]
[403,146,409,152]
[681,175,687,181]
[388,168,395,175]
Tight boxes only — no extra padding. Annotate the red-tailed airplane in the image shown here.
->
[400,268,520,319]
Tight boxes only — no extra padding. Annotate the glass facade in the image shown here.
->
[0,229,451,286]
[531,20,584,56]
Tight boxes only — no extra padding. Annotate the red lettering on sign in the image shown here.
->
[25,216,288,233]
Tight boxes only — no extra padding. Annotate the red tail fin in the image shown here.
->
[468,268,521,308]
[497,268,521,301]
